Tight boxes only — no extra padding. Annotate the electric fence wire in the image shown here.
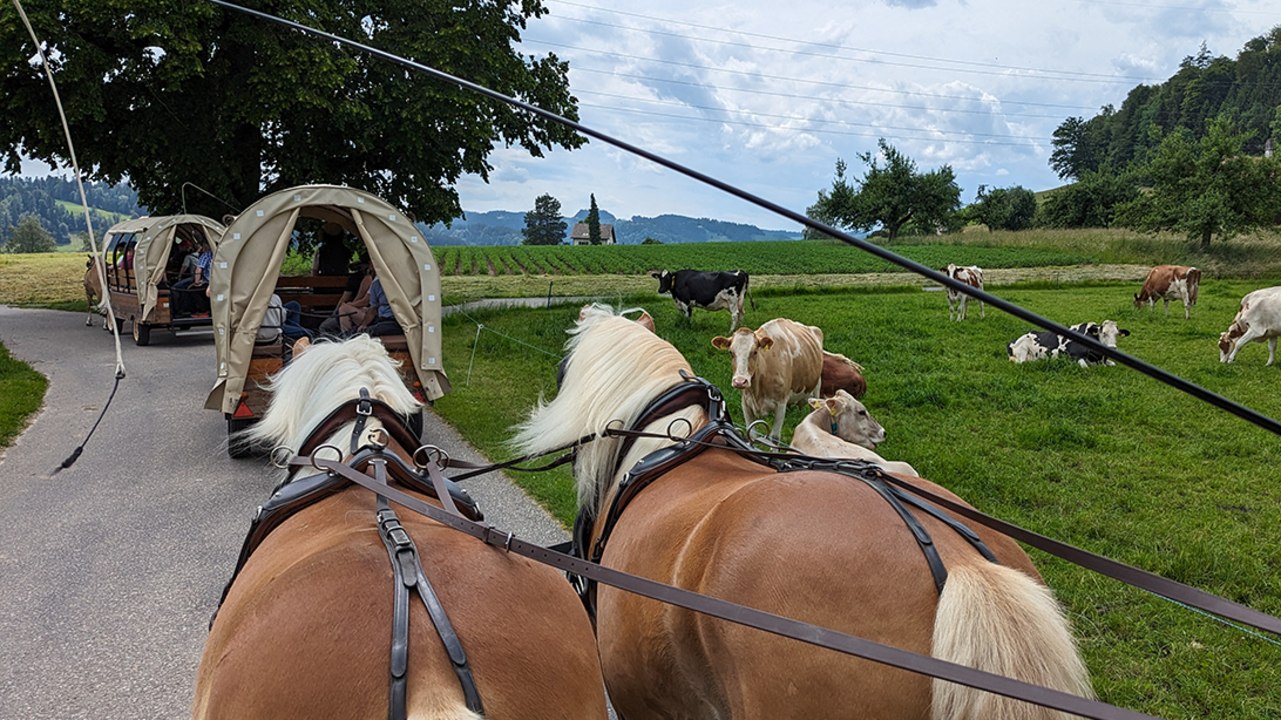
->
[12,0,129,474]
[206,0,1281,442]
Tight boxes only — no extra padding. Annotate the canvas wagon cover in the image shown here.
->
[203,185,450,415]
[103,214,226,321]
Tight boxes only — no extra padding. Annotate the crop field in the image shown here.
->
[435,240,1092,276]
[433,279,1281,720]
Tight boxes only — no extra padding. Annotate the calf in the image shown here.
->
[711,318,823,439]
[1135,265,1201,319]
[820,351,866,399]
[652,269,752,333]
[942,264,984,321]
[1219,286,1281,366]
[1007,320,1130,368]
[790,390,918,477]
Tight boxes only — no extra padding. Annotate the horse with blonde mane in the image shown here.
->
[514,305,1092,720]
[193,335,606,720]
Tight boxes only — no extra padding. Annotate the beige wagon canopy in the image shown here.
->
[103,214,226,322]
[204,185,450,415]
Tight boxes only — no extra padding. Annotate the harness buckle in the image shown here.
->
[357,388,373,417]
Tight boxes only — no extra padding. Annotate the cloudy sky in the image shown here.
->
[450,0,1281,230]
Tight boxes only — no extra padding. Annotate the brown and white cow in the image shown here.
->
[1219,286,1281,366]
[1135,265,1201,319]
[819,351,866,399]
[942,264,984,321]
[712,318,824,439]
[791,390,919,477]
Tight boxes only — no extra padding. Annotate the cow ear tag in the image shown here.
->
[809,399,823,410]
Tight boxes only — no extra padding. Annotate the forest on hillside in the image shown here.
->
[0,176,141,247]
[1052,26,1281,178]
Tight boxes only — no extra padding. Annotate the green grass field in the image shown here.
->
[4,235,1281,718]
[433,281,1281,720]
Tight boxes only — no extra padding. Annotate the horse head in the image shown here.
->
[244,335,421,460]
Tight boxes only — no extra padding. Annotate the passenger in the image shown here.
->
[313,222,350,276]
[172,240,212,317]
[117,242,136,270]
[257,294,313,344]
[318,260,373,336]
[355,268,403,337]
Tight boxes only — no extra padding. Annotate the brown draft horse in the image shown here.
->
[192,335,607,720]
[513,305,1093,720]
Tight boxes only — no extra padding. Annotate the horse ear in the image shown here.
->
[711,336,731,350]
[292,337,312,357]
[578,304,592,321]
[636,312,655,333]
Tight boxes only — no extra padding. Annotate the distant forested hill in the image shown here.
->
[1052,26,1281,177]
[420,207,801,245]
[0,176,142,247]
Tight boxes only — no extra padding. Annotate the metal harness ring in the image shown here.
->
[412,444,450,469]
[269,445,295,469]
[665,416,693,442]
[310,444,344,472]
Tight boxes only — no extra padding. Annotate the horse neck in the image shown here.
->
[586,405,708,520]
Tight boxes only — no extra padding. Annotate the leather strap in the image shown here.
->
[372,459,484,717]
[314,454,1162,720]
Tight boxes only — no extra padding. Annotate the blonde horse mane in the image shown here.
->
[244,335,422,457]
[511,304,699,515]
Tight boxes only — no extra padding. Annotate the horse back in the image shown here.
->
[595,453,1040,719]
[196,486,605,720]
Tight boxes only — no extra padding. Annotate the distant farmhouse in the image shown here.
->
[570,222,615,245]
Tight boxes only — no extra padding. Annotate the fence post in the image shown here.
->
[547,280,553,309]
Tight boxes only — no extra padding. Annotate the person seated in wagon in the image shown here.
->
[354,266,402,337]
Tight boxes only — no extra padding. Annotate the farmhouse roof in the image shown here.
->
[570,222,615,244]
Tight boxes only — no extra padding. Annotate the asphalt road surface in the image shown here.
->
[0,306,572,720]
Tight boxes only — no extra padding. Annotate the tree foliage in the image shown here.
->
[1115,118,1281,247]
[968,185,1037,231]
[0,0,585,223]
[1049,27,1281,178]
[3,214,57,253]
[1038,171,1139,229]
[586,193,602,244]
[522,193,566,245]
[810,140,961,242]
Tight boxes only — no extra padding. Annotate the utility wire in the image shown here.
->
[205,0,1281,442]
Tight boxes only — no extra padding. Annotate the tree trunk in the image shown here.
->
[1201,228,1212,249]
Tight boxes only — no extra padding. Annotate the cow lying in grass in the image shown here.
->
[790,390,918,477]
[820,350,866,399]
[1007,320,1130,367]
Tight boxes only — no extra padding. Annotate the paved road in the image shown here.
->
[0,306,570,720]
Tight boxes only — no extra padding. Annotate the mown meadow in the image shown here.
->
[434,279,1281,720]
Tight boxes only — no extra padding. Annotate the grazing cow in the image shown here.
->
[791,390,919,477]
[1219,286,1281,366]
[820,350,866,399]
[1007,320,1131,368]
[1135,265,1202,319]
[942,264,985,321]
[83,255,108,328]
[711,318,823,439]
[652,269,752,333]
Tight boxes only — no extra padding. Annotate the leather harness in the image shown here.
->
[567,374,998,619]
[213,392,485,719]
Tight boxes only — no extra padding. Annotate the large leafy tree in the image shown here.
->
[1039,170,1138,229]
[522,193,565,245]
[0,0,585,223]
[968,184,1037,231]
[3,214,56,253]
[1116,117,1281,248]
[810,139,961,242]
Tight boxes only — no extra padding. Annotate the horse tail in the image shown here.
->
[931,563,1092,720]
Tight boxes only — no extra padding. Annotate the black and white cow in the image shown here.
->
[651,269,752,332]
[1007,320,1131,367]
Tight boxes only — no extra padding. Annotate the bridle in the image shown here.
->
[215,390,485,720]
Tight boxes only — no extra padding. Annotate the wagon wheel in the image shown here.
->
[132,318,150,346]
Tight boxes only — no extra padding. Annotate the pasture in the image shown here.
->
[434,279,1281,720]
